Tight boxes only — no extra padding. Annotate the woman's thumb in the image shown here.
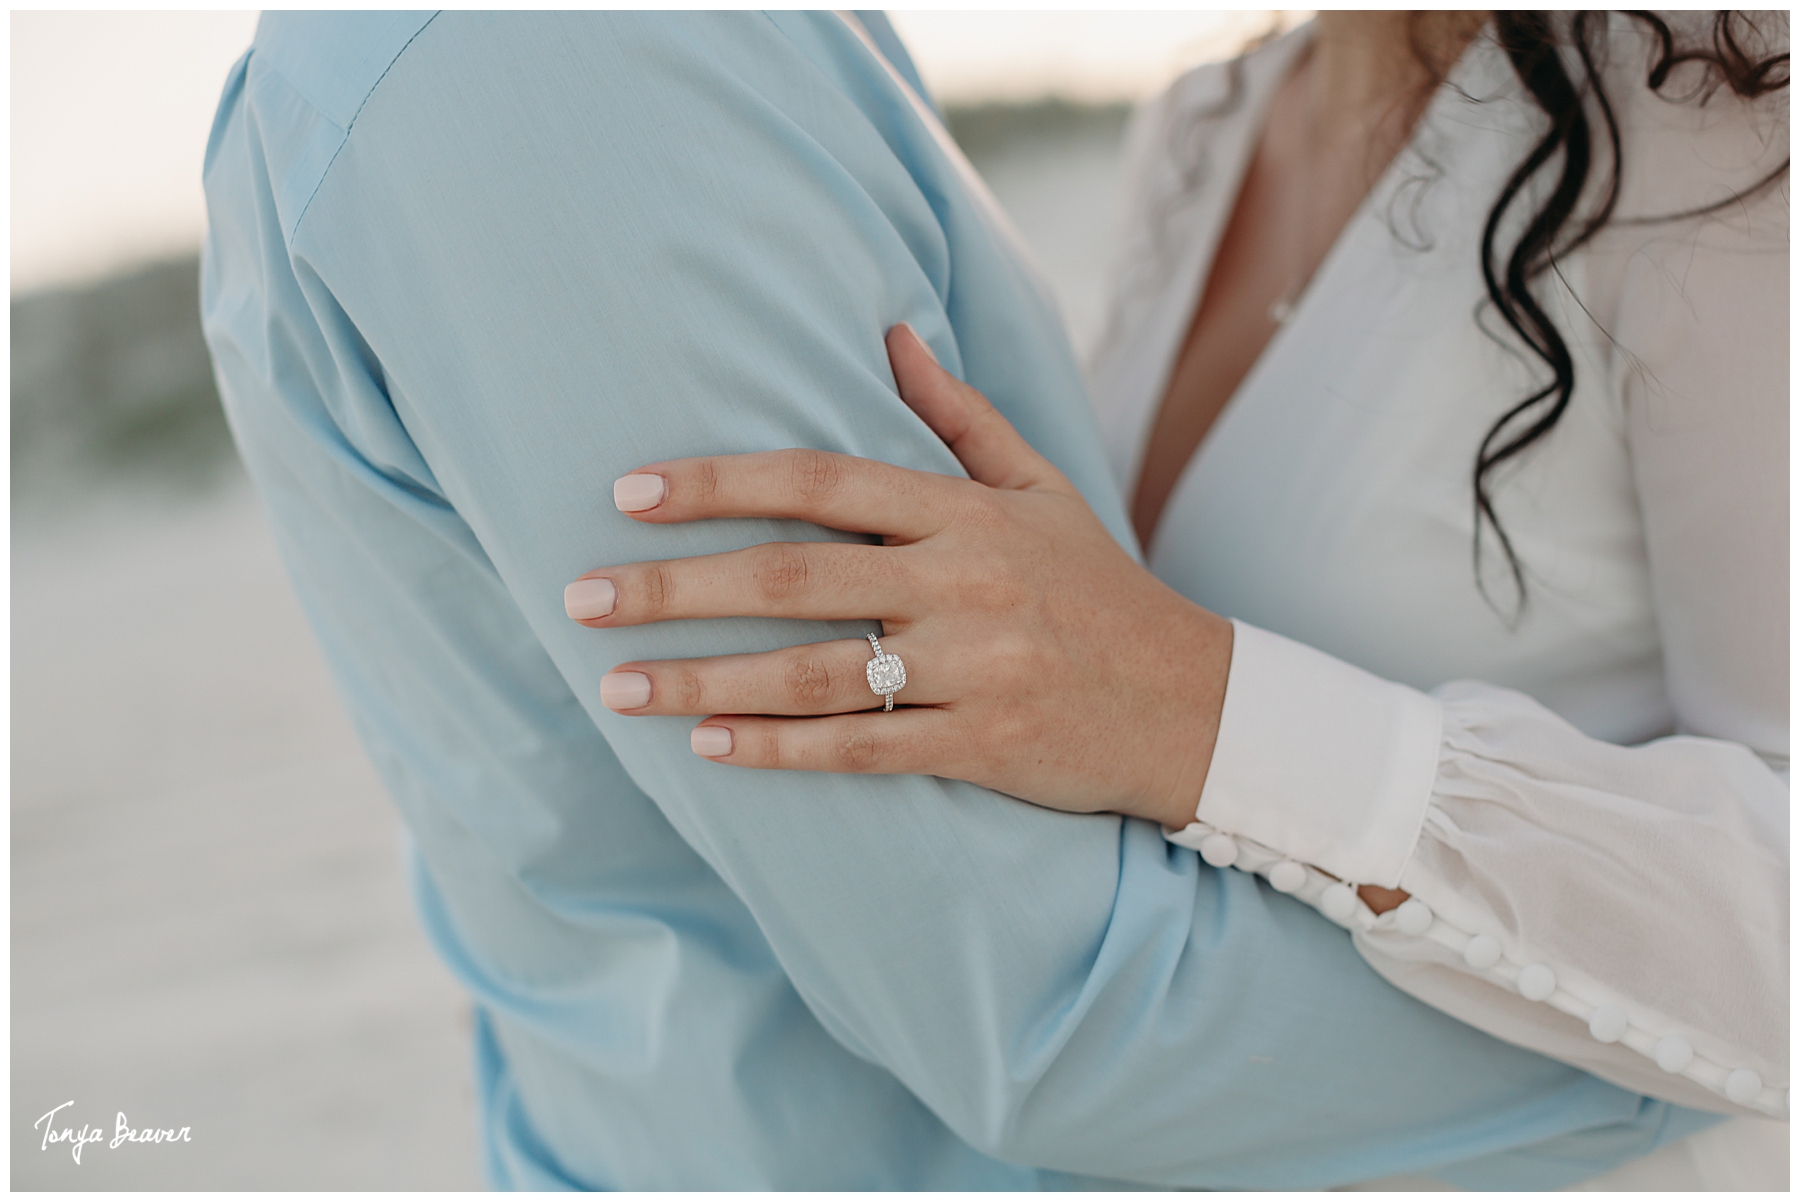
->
[886,323,1055,491]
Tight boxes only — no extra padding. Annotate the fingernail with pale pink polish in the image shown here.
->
[691,725,733,757]
[564,577,617,620]
[600,671,652,711]
[614,473,666,512]
[900,322,939,364]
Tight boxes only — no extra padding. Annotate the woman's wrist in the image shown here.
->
[1142,602,1234,831]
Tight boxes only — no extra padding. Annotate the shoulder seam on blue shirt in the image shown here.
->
[288,10,443,246]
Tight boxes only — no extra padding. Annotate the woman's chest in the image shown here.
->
[1106,236,1672,745]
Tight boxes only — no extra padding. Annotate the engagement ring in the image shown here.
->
[865,633,906,711]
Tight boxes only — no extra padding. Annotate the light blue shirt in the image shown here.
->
[200,11,1709,1190]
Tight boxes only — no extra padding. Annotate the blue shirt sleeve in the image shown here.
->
[200,10,1710,1189]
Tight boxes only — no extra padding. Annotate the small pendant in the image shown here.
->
[1269,297,1296,325]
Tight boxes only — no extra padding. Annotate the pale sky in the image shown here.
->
[11,11,262,294]
[10,10,1283,296]
[889,11,1285,103]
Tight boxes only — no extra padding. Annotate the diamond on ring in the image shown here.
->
[865,633,906,711]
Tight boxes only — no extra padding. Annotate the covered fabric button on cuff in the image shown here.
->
[1588,1005,1628,1044]
[1655,1035,1694,1073]
[1461,934,1501,969]
[1267,860,1307,893]
[1725,1068,1763,1105]
[1319,883,1358,925]
[1198,833,1240,868]
[1393,899,1433,936]
[1517,963,1556,1001]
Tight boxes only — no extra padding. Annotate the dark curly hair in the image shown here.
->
[1471,11,1788,615]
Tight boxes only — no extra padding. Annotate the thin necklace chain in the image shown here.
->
[1268,56,1432,326]
[1267,188,1326,326]
[1268,62,1331,326]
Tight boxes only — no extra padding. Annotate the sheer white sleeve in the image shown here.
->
[1168,146,1788,1118]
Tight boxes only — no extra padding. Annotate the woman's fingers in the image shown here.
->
[599,637,926,716]
[688,708,967,776]
[567,541,917,627]
[614,447,964,542]
[886,323,1067,494]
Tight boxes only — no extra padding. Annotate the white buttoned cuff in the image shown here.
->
[1169,618,1441,889]
[1163,627,1788,1121]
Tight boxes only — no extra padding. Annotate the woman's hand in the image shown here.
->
[564,324,1233,831]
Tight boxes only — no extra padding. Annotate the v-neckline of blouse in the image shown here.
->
[1124,23,1504,556]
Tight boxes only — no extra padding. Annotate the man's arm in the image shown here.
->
[204,11,1704,1187]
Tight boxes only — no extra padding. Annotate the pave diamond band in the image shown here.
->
[865,633,906,712]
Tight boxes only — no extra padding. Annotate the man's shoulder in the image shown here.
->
[216,11,438,245]
[229,11,898,246]
[251,11,439,133]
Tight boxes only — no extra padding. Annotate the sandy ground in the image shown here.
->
[13,478,482,1189]
[10,128,1128,1190]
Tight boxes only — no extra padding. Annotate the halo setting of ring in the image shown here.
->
[865,633,906,711]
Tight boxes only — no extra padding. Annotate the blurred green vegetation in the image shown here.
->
[9,100,1131,504]
[942,98,1130,163]
[11,256,235,502]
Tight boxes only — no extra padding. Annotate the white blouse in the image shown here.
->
[1088,20,1788,1121]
